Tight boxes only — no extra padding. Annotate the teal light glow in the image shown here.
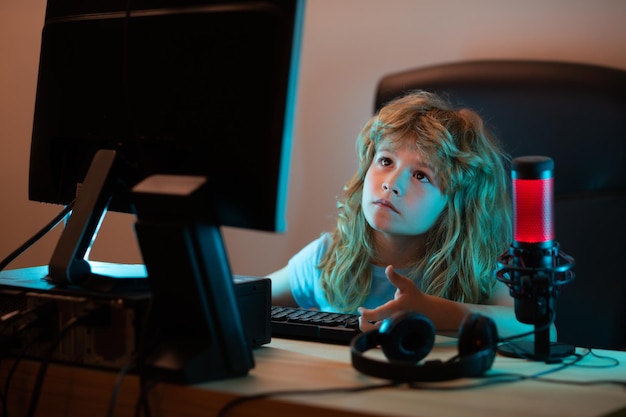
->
[275,0,306,233]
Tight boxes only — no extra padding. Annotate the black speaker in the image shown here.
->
[350,312,498,382]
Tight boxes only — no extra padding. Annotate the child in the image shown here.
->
[271,90,537,338]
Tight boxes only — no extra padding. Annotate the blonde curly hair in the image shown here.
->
[318,90,512,313]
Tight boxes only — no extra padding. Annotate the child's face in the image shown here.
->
[361,140,447,238]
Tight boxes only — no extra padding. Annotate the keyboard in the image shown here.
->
[271,306,361,345]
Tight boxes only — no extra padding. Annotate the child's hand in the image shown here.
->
[358,265,425,331]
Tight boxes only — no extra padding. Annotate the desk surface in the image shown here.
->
[1,336,625,417]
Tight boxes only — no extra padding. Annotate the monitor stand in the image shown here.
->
[132,174,254,383]
[46,148,148,292]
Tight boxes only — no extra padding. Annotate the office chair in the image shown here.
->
[375,60,626,350]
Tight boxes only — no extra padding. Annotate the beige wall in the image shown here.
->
[1,0,626,276]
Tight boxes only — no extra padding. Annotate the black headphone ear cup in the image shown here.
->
[458,313,498,358]
[378,311,435,363]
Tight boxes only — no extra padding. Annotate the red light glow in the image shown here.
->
[513,178,554,244]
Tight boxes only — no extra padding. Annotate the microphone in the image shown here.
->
[496,156,575,361]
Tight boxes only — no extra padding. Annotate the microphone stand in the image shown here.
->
[496,246,576,362]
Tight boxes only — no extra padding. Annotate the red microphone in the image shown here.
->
[497,156,575,361]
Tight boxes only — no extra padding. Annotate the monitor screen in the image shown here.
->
[29,0,304,285]
[28,0,305,383]
[31,0,301,232]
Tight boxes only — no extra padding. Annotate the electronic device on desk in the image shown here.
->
[0,268,271,370]
[350,312,498,382]
[497,156,576,362]
[27,0,306,384]
[271,306,361,345]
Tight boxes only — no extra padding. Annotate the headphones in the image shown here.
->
[350,311,498,382]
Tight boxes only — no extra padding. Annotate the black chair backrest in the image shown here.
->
[375,60,626,350]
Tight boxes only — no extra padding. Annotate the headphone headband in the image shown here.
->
[350,312,497,382]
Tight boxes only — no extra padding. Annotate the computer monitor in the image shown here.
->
[28,0,305,383]
[30,0,303,284]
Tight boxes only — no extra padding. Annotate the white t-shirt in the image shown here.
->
[288,233,411,313]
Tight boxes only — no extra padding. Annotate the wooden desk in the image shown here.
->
[1,337,625,417]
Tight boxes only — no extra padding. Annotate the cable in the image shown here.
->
[521,350,625,387]
[578,348,621,368]
[530,350,586,377]
[433,312,555,351]
[215,344,625,417]
[134,377,157,417]
[24,304,105,417]
[24,315,81,417]
[215,313,622,416]
[1,337,40,417]
[0,302,56,339]
[106,355,135,417]
[216,351,625,417]
[215,381,398,417]
[108,299,155,417]
[0,201,74,272]
[0,301,57,417]
[409,349,626,390]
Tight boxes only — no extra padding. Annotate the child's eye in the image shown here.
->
[413,171,431,183]
[378,156,393,166]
